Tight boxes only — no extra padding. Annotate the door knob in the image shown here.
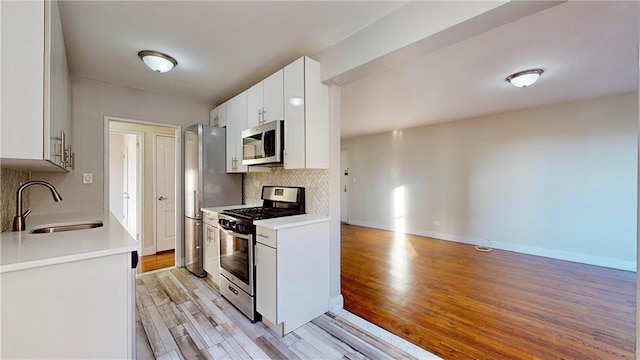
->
[343,186,347,192]
[158,196,167,201]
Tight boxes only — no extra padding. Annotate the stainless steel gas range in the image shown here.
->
[218,186,305,322]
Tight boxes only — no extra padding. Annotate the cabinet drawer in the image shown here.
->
[255,227,276,247]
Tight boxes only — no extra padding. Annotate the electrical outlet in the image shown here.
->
[434,220,441,226]
[82,172,93,184]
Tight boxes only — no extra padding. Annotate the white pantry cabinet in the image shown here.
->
[0,0,73,171]
[247,69,284,128]
[210,102,227,128]
[203,211,220,286]
[226,92,248,173]
[1,252,135,359]
[283,56,329,169]
[255,217,330,336]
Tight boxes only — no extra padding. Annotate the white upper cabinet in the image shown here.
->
[283,57,329,169]
[247,69,284,128]
[1,0,73,172]
[226,92,248,173]
[210,103,227,127]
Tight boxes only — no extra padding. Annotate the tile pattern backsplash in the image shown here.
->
[244,168,330,216]
[1,167,30,232]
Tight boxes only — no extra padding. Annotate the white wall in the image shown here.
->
[30,76,211,214]
[343,93,638,270]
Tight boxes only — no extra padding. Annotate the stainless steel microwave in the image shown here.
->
[241,120,283,166]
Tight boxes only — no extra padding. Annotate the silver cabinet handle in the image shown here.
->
[257,233,269,238]
[158,196,167,201]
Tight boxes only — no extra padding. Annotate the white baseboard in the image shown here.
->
[328,295,344,312]
[347,219,637,272]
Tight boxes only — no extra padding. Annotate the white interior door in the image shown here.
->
[123,134,138,239]
[109,133,125,224]
[155,135,176,253]
[340,150,349,223]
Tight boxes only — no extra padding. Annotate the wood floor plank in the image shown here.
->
[289,338,330,359]
[193,311,225,345]
[311,315,395,360]
[261,331,302,360]
[143,274,172,306]
[158,302,187,328]
[304,322,362,359]
[216,323,253,360]
[294,325,346,359]
[147,305,179,352]
[195,297,232,325]
[214,295,269,340]
[218,340,246,360]
[158,273,190,304]
[136,284,155,309]
[207,343,234,360]
[139,307,167,356]
[219,321,271,360]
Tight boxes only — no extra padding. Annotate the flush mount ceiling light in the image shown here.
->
[138,50,177,73]
[506,69,543,88]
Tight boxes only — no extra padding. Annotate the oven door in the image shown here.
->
[219,226,254,296]
[241,120,282,166]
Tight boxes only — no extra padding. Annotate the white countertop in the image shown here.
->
[254,214,330,230]
[0,212,138,273]
[201,204,259,214]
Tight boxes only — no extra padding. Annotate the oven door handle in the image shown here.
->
[220,228,252,240]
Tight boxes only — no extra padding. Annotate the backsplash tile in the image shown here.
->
[244,168,330,216]
[1,167,30,232]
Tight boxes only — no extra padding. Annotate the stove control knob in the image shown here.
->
[236,224,246,233]
[228,221,236,230]
[218,219,227,227]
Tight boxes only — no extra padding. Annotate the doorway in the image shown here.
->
[109,131,142,240]
[106,118,181,274]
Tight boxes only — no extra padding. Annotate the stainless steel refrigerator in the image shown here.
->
[184,124,242,277]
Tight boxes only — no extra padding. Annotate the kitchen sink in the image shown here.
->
[30,221,103,234]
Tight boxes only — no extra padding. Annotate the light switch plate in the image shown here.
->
[82,172,93,184]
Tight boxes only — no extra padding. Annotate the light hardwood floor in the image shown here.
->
[136,268,432,359]
[341,224,636,359]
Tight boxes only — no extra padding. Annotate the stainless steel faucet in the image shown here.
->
[13,180,63,231]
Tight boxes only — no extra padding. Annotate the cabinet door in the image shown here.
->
[1,1,45,161]
[46,0,71,168]
[283,57,305,169]
[263,69,284,123]
[203,224,219,285]
[226,92,247,173]
[209,108,217,126]
[256,242,277,324]
[217,103,227,127]
[247,82,263,128]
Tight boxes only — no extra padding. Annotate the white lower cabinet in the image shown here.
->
[203,212,220,286]
[1,252,135,359]
[255,218,330,336]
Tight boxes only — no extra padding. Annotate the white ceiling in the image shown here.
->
[58,1,406,106]
[59,1,638,139]
[340,1,639,138]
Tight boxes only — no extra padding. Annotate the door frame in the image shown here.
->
[153,133,176,254]
[108,129,144,243]
[103,116,183,268]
